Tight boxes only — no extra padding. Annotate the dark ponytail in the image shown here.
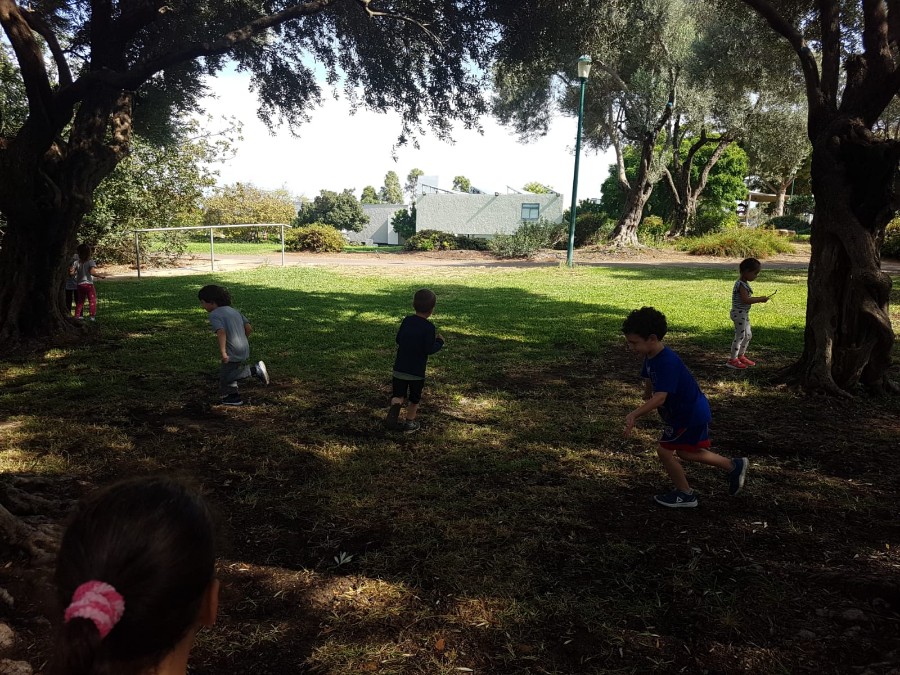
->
[49,477,216,675]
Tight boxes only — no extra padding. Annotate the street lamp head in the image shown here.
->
[577,55,592,80]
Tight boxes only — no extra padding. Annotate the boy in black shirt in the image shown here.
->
[385,289,444,432]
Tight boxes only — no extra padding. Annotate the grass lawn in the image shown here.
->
[147,235,405,256]
[2,265,899,674]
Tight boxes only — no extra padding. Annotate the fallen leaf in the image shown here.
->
[435,638,446,652]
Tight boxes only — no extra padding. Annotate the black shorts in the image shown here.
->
[392,377,425,403]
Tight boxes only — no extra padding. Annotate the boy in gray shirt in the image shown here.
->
[198,284,269,406]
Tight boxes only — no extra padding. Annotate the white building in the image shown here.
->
[415,192,564,239]
[354,204,408,245]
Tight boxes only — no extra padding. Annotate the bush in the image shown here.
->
[786,194,815,216]
[490,219,566,259]
[405,229,457,251]
[677,227,795,258]
[454,235,490,251]
[765,214,809,233]
[693,207,739,235]
[638,215,668,245]
[285,224,347,252]
[573,212,615,247]
[883,217,900,258]
[391,207,416,240]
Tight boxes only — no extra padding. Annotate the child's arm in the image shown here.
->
[244,322,252,337]
[642,378,653,400]
[739,286,769,305]
[624,392,668,436]
[216,329,229,362]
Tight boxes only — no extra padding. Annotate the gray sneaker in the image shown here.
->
[255,360,270,385]
[385,403,402,430]
[401,420,420,433]
[728,458,748,496]
[220,393,243,406]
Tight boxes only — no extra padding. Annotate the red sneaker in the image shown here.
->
[739,355,756,367]
[726,358,747,370]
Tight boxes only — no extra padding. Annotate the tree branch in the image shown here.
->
[22,9,72,87]
[741,0,824,115]
[662,166,680,205]
[818,0,841,107]
[0,0,54,127]
[355,0,440,45]
[692,135,733,201]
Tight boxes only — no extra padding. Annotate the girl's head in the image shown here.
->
[739,257,762,280]
[51,477,218,675]
[76,243,92,262]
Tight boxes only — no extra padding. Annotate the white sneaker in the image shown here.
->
[255,360,270,385]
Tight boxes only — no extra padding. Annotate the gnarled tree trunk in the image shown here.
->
[610,181,653,247]
[792,119,898,395]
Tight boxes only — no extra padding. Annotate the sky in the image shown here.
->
[199,70,616,205]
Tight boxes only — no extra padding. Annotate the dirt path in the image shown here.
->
[105,244,900,279]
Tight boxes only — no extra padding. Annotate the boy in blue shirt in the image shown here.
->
[198,284,269,406]
[622,306,748,508]
[385,288,444,432]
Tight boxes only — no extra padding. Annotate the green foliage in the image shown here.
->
[0,46,27,137]
[786,194,815,216]
[489,219,566,258]
[82,123,226,264]
[765,215,809,233]
[882,217,900,258]
[296,189,369,232]
[453,236,490,251]
[405,168,425,203]
[360,186,381,204]
[573,212,615,247]
[380,171,404,204]
[638,215,668,245]
[404,229,457,251]
[694,206,740,236]
[284,224,347,253]
[452,176,472,193]
[391,207,416,240]
[678,227,795,258]
[203,183,296,242]
[522,181,553,194]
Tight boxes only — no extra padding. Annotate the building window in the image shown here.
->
[521,203,540,221]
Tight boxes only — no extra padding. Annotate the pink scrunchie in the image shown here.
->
[64,581,125,639]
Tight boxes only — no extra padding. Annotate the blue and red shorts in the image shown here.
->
[659,424,711,452]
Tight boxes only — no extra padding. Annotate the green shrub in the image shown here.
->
[765,214,809,233]
[693,207,739,235]
[883,217,900,258]
[638,215,668,245]
[285,224,346,252]
[391,207,416,240]
[678,227,795,258]
[573,212,615,247]
[454,235,490,251]
[490,219,566,259]
[786,194,815,216]
[405,229,457,251]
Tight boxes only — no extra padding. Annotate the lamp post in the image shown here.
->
[566,55,592,268]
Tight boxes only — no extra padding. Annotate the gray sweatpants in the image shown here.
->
[730,308,752,359]
[219,361,251,396]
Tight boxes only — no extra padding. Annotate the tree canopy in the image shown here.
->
[452,175,472,193]
[296,189,369,232]
[380,171,404,204]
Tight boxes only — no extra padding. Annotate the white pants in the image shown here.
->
[730,309,752,359]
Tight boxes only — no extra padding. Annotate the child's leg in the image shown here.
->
[66,289,75,314]
[739,318,752,356]
[657,447,691,492]
[405,380,425,420]
[75,285,88,317]
[219,362,250,397]
[86,284,97,317]
[729,310,748,359]
[677,448,734,471]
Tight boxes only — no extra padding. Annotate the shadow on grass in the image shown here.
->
[1,269,899,673]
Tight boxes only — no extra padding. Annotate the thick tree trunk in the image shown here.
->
[669,194,698,237]
[774,183,788,217]
[792,120,899,395]
[610,182,653,247]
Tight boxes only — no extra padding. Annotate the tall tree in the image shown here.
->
[522,181,553,193]
[360,185,381,204]
[203,183,296,240]
[452,175,472,192]
[296,189,369,232]
[380,170,404,203]
[0,0,495,344]
[738,0,900,395]
[405,167,424,203]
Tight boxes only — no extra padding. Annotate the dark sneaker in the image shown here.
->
[220,393,243,406]
[401,420,420,433]
[728,457,748,496]
[385,403,401,430]
[653,489,698,508]
[255,360,270,385]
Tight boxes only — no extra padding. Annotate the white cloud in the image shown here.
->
[199,71,615,204]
